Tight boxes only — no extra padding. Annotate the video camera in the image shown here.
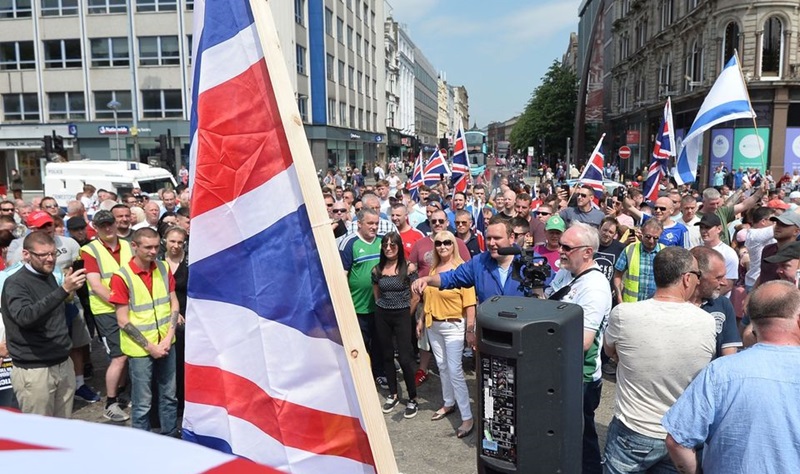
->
[497,247,552,297]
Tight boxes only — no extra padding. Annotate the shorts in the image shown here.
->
[67,304,91,349]
[94,312,123,358]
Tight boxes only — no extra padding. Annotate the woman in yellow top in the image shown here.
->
[419,230,477,438]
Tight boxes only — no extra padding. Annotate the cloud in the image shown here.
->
[388,0,441,23]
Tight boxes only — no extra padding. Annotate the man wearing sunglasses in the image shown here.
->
[624,196,689,248]
[614,219,664,304]
[560,185,605,228]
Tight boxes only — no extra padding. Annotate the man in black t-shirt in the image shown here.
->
[595,217,625,297]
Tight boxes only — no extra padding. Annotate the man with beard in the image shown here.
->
[689,247,742,357]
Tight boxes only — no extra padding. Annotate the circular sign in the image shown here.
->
[739,134,765,159]
[618,146,632,159]
[712,135,730,158]
[792,135,800,158]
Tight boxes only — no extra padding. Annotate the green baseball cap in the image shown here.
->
[545,214,566,232]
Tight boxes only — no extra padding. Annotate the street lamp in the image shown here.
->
[107,100,122,161]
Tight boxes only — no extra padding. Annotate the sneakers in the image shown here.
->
[103,402,130,422]
[414,369,428,387]
[382,395,399,413]
[404,399,418,419]
[75,384,101,403]
[375,376,389,390]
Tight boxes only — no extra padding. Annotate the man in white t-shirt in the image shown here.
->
[743,206,776,290]
[545,222,612,474]
[603,246,716,473]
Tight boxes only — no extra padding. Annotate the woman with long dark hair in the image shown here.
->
[371,231,420,418]
[158,226,188,414]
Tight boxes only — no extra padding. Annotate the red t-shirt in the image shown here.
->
[108,258,176,306]
[398,227,425,259]
[80,238,123,274]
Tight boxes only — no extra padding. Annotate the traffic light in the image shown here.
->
[42,135,53,157]
[156,134,168,162]
[52,132,66,158]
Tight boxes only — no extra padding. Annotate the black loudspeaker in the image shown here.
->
[476,296,584,474]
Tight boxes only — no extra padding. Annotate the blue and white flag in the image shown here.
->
[675,54,755,185]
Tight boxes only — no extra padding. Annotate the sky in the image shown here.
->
[388,0,580,129]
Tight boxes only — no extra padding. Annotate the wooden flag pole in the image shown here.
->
[249,1,398,472]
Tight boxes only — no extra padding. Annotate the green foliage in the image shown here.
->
[510,60,577,158]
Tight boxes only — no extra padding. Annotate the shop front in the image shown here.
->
[0,124,73,193]
[305,125,386,172]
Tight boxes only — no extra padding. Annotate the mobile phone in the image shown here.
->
[605,197,613,208]
[71,260,84,272]
[560,184,570,194]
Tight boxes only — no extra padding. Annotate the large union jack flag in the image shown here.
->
[423,148,451,186]
[450,124,470,193]
[407,151,424,201]
[183,1,381,472]
[643,98,675,202]
[577,134,606,200]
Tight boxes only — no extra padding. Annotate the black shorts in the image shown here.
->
[94,312,123,358]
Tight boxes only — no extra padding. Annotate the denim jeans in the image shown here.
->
[583,379,603,474]
[602,417,677,474]
[129,349,177,436]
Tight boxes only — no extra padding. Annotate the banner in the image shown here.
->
[708,128,734,185]
[732,128,769,171]
[784,128,800,174]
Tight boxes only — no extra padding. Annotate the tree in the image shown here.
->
[510,60,577,163]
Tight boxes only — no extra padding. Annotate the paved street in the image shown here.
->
[73,339,616,473]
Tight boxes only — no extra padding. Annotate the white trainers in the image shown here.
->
[103,402,130,422]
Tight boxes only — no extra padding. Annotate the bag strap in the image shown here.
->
[548,267,600,301]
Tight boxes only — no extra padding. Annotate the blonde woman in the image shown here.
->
[420,230,477,438]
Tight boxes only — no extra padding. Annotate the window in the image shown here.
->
[338,60,345,84]
[43,39,82,69]
[41,0,78,16]
[356,33,361,56]
[363,3,368,23]
[685,40,703,90]
[348,66,354,90]
[136,0,176,12]
[0,0,32,18]
[186,0,193,10]
[349,105,355,128]
[365,74,370,97]
[90,38,130,67]
[372,79,376,98]
[297,96,307,122]
[139,36,179,66]
[357,71,362,93]
[658,53,672,95]
[186,34,193,64]
[296,45,306,75]
[142,89,183,118]
[722,22,739,65]
[661,0,673,30]
[326,54,334,80]
[358,108,363,129]
[94,91,132,119]
[325,8,333,36]
[0,41,35,70]
[347,27,353,50]
[87,0,125,14]
[761,16,783,78]
[48,91,85,120]
[3,93,39,121]
[327,98,336,123]
[294,0,304,25]
[339,102,346,126]
[337,17,344,44]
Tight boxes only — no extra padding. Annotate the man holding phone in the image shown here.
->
[560,185,605,228]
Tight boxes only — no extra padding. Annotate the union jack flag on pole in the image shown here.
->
[183,1,396,472]
[408,151,424,201]
[643,98,675,202]
[423,148,451,186]
[577,133,606,200]
[450,123,470,193]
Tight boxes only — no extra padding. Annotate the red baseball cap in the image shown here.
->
[27,210,54,229]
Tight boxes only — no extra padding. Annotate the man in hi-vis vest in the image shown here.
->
[109,228,180,436]
[613,218,664,304]
[80,210,132,422]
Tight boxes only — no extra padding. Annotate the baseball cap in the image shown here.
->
[92,210,115,226]
[66,216,87,230]
[771,212,800,228]
[767,199,790,210]
[695,213,722,227]
[764,241,800,264]
[790,191,800,199]
[26,210,54,229]
[545,215,566,232]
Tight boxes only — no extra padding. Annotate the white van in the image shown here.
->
[44,160,177,206]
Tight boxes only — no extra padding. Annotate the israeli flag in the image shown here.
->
[675,54,755,185]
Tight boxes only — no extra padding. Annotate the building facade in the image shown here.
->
[384,17,415,160]
[413,47,438,153]
[578,0,800,182]
[453,85,469,131]
[0,0,386,191]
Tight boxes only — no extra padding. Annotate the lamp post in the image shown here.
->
[107,100,121,161]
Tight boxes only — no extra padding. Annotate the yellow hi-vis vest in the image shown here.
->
[82,239,132,314]
[621,242,663,303]
[115,260,173,358]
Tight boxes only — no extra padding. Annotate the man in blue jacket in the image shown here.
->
[411,215,527,302]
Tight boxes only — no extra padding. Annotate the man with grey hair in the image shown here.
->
[132,201,160,231]
[663,280,800,473]
[699,184,763,245]
[603,247,716,473]
[545,222,612,474]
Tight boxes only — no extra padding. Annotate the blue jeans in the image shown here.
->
[129,349,177,436]
[603,417,677,474]
[583,379,603,474]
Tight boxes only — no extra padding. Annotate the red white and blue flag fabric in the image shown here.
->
[643,98,675,202]
[577,133,606,200]
[184,1,376,472]
[423,148,450,186]
[0,409,281,474]
[450,124,470,193]
[408,151,424,201]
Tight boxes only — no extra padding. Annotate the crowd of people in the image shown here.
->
[0,184,190,437]
[330,162,800,473]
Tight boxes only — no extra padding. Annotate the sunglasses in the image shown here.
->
[577,194,591,199]
[654,206,669,212]
[381,242,398,249]
[430,219,446,224]
[332,209,347,214]
[685,270,702,279]
[558,243,588,253]
[537,211,552,216]
[434,240,453,247]
[455,220,470,225]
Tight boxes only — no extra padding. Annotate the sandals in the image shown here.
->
[456,421,474,439]
[430,406,456,421]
